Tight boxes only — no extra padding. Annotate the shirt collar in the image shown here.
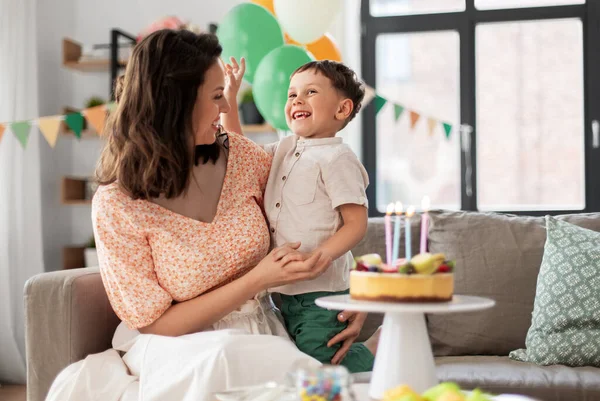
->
[295,136,343,147]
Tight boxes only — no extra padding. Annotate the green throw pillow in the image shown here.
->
[509,216,600,367]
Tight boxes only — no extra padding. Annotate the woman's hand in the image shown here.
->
[224,57,246,102]
[248,243,332,290]
[327,311,368,365]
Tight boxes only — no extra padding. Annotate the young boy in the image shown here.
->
[223,59,376,372]
[268,60,375,373]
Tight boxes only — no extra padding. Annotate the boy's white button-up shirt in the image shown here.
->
[264,135,369,295]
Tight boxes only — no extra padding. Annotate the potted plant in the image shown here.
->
[85,96,106,108]
[239,88,264,125]
[84,235,98,267]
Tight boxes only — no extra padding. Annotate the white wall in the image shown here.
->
[37,0,76,271]
[37,0,361,271]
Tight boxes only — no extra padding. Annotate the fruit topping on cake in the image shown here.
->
[353,253,454,275]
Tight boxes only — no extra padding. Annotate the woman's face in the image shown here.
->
[192,61,231,145]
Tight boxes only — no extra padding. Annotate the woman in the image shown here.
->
[46,30,338,401]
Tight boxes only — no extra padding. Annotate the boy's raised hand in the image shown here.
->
[224,57,246,101]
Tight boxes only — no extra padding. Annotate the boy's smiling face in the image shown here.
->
[285,69,353,139]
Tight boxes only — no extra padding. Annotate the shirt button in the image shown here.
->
[282,176,287,181]
[276,202,280,208]
[270,228,275,233]
[295,152,300,157]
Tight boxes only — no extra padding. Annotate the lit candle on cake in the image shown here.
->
[405,206,416,260]
[391,202,403,264]
[385,203,394,265]
[420,196,431,254]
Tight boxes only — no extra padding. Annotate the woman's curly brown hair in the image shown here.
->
[96,29,223,200]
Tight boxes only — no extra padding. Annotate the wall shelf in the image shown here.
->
[62,38,127,72]
[63,246,86,270]
[61,176,96,205]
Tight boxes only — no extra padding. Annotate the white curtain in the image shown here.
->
[0,0,44,384]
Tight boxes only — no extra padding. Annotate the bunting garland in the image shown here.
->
[84,106,108,136]
[443,122,452,139]
[363,86,377,109]
[374,95,387,116]
[65,113,84,139]
[38,117,62,148]
[0,102,115,149]
[362,84,455,141]
[394,104,404,122]
[409,111,420,129]
[106,102,118,114]
[1,87,455,148]
[427,118,437,136]
[11,121,32,149]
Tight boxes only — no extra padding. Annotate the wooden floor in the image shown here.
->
[0,384,26,401]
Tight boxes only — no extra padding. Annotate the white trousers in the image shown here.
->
[46,294,320,401]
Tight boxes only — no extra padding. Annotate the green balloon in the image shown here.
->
[253,45,314,131]
[217,3,284,84]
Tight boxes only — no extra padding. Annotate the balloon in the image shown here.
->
[307,34,342,62]
[285,33,342,62]
[217,3,284,84]
[274,0,342,44]
[253,45,314,131]
[251,0,275,15]
[284,33,299,46]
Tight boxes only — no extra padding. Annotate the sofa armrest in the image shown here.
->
[24,267,120,401]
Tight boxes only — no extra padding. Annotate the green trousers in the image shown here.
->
[279,290,374,373]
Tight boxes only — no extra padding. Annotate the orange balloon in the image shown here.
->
[251,0,275,15]
[306,33,342,62]
[285,33,300,46]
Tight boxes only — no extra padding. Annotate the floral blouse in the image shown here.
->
[92,132,272,329]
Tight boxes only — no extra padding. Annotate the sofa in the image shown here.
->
[25,211,600,401]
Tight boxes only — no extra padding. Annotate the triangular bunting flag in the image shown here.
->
[106,102,117,114]
[361,85,376,108]
[65,112,84,138]
[374,95,387,116]
[427,118,437,136]
[0,123,5,144]
[38,116,62,148]
[394,104,404,122]
[11,121,31,148]
[409,111,420,129]
[443,122,452,139]
[84,105,108,136]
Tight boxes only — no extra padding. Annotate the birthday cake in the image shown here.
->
[349,253,454,303]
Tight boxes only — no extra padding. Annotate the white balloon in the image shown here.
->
[274,0,343,44]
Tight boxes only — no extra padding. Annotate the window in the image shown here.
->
[375,31,461,211]
[370,0,465,16]
[361,0,600,216]
[476,19,585,211]
[475,0,584,10]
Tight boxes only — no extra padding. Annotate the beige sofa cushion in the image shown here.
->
[25,268,119,401]
[426,211,600,357]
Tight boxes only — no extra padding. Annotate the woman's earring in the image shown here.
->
[215,124,224,138]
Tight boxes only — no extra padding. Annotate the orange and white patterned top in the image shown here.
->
[92,132,272,329]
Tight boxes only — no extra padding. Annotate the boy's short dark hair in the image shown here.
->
[292,60,365,128]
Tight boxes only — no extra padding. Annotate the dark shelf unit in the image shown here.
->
[109,29,137,100]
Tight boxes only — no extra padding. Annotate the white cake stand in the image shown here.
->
[315,294,495,400]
